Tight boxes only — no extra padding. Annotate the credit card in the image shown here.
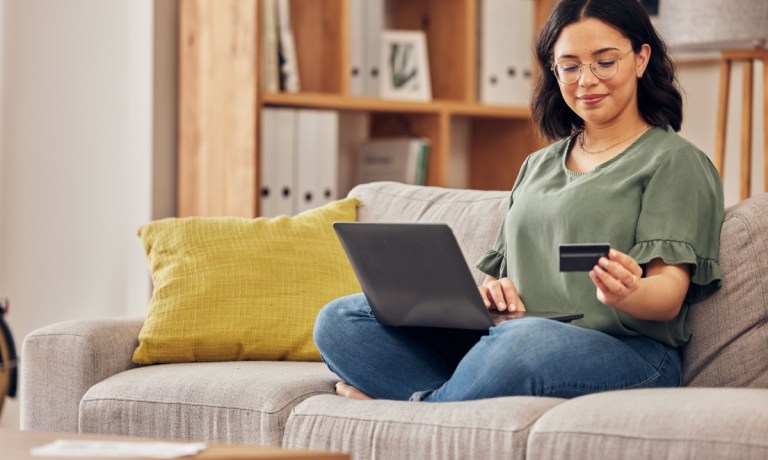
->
[559,243,611,272]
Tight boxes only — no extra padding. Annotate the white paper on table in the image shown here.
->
[30,439,208,458]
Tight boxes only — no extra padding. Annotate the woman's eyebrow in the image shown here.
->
[555,47,621,60]
[591,47,621,56]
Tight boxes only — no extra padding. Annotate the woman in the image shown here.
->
[314,0,724,401]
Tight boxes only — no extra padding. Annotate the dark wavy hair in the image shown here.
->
[531,0,683,140]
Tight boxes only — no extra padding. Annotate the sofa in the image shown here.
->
[20,181,768,459]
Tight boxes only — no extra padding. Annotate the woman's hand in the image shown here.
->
[590,250,691,321]
[479,276,526,312]
[589,249,644,306]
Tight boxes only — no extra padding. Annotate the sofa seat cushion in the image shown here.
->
[79,361,335,446]
[283,394,563,460]
[527,388,768,460]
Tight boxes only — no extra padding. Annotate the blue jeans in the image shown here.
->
[313,293,683,401]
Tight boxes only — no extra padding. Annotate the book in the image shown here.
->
[357,137,430,185]
[276,0,300,92]
[261,0,279,93]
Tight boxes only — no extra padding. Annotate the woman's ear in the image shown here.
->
[636,43,651,78]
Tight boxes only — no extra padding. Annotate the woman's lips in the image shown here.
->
[578,94,607,105]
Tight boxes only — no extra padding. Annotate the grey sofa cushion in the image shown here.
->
[79,361,335,446]
[683,193,768,387]
[284,394,563,460]
[349,182,509,284]
[527,388,768,460]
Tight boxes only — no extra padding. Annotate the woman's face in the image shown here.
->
[552,18,650,128]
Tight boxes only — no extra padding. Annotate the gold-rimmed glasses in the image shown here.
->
[551,49,634,84]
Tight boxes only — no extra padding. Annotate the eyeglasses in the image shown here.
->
[551,49,634,84]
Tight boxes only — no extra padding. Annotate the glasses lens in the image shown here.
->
[554,63,580,84]
[592,59,619,79]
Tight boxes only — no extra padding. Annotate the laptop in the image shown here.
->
[333,222,583,330]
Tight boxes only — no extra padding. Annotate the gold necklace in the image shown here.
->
[578,125,650,155]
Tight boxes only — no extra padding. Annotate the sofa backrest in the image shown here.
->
[682,193,768,388]
[348,182,509,285]
[349,182,768,389]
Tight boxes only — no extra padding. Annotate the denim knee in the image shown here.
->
[490,317,556,348]
[313,293,368,357]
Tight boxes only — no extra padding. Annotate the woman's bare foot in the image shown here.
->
[335,381,374,400]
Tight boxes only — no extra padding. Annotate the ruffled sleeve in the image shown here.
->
[630,146,724,304]
[476,248,506,278]
[629,240,721,303]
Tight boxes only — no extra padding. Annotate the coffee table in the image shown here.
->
[0,430,350,460]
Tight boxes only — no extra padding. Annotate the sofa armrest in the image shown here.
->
[20,317,144,432]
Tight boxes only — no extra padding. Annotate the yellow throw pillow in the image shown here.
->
[133,198,361,364]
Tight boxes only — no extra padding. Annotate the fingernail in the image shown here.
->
[599,257,608,267]
[498,301,506,310]
[609,249,617,258]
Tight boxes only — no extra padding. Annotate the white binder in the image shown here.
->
[295,110,339,213]
[260,108,297,217]
[511,0,535,106]
[315,110,340,208]
[479,0,535,106]
[364,0,385,97]
[349,0,366,96]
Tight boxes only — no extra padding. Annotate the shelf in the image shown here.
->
[261,92,532,119]
[179,0,555,217]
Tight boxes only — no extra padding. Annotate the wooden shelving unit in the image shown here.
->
[179,0,556,217]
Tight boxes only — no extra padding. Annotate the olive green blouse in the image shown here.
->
[476,126,724,347]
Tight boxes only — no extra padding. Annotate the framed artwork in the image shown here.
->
[380,31,432,102]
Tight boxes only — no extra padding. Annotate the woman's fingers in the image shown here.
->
[486,281,508,311]
[597,250,642,291]
[480,277,525,312]
[500,278,525,311]
[590,249,643,304]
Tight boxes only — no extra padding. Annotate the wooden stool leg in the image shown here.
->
[714,57,731,177]
[763,57,768,194]
[741,60,754,201]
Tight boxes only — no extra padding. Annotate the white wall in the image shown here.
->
[0,0,177,429]
[0,2,5,272]
[678,58,765,207]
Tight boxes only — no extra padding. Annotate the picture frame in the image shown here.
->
[380,31,432,102]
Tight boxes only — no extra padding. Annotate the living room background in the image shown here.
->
[0,0,764,431]
[0,0,178,430]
